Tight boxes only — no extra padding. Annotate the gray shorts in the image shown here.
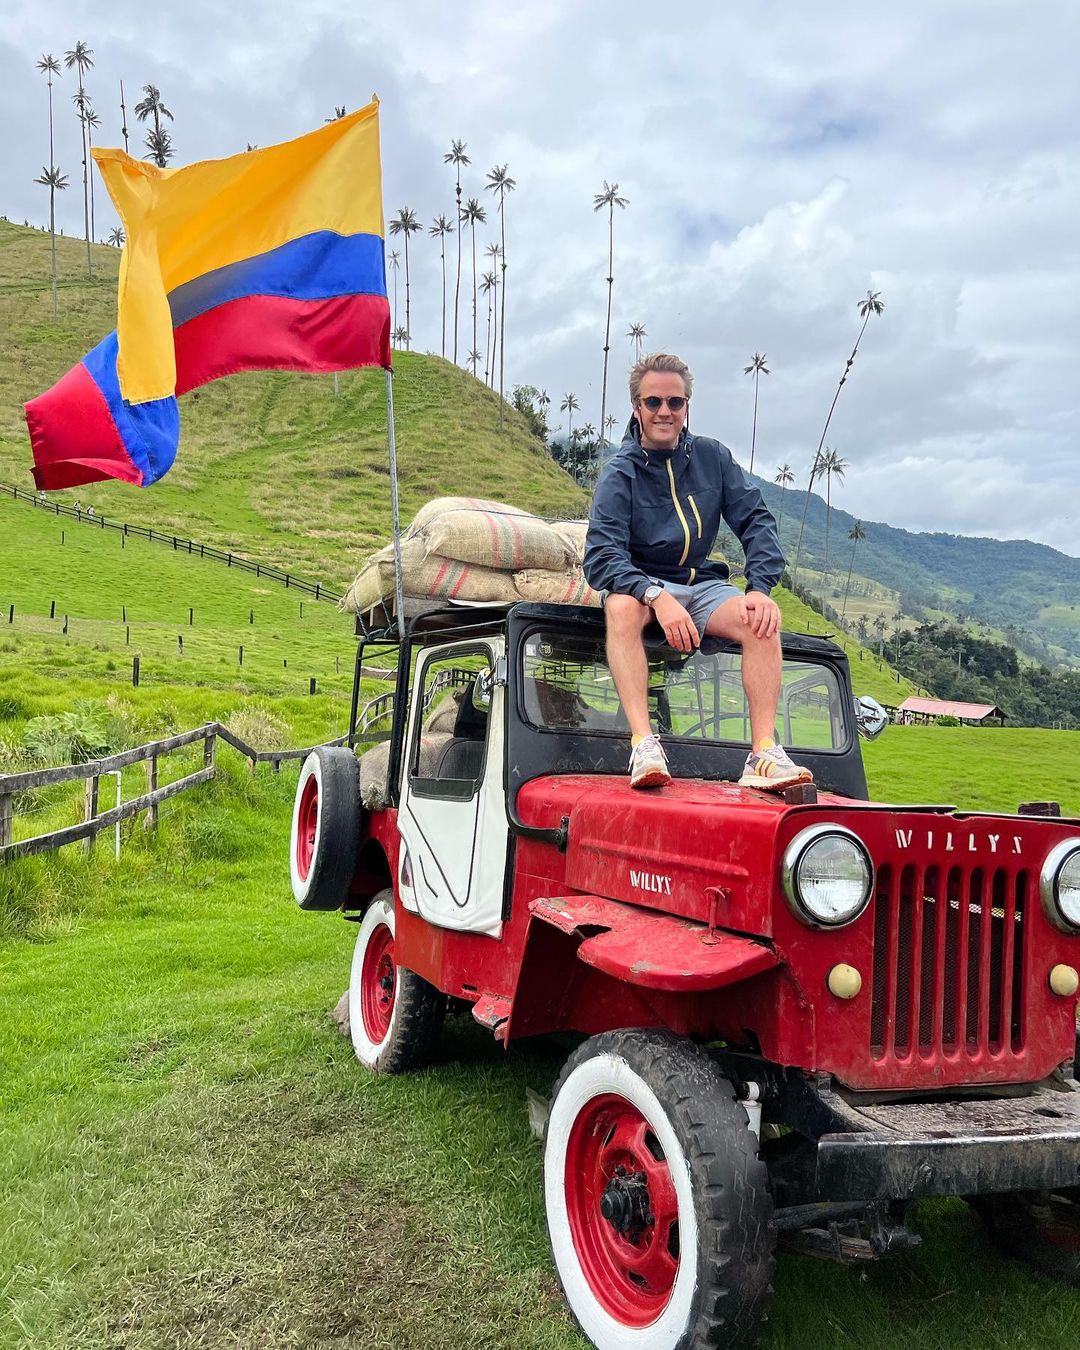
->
[602,579,743,635]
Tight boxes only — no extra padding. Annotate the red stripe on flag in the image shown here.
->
[25,361,143,490]
[174,292,392,395]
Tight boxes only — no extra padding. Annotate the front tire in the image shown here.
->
[348,891,446,1073]
[544,1029,774,1350]
[971,1190,1080,1285]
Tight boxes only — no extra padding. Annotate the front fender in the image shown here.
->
[529,893,778,992]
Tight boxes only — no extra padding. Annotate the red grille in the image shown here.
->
[870,863,1028,1062]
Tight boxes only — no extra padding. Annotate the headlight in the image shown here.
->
[782,825,873,928]
[1040,840,1080,933]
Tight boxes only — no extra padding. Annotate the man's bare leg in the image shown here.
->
[704,596,781,747]
[604,594,653,739]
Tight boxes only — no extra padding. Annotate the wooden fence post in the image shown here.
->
[0,793,12,849]
[203,729,216,775]
[145,755,159,829]
[83,775,99,853]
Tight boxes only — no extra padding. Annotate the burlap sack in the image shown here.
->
[410,496,532,531]
[358,731,452,809]
[344,537,519,614]
[414,500,576,572]
[514,568,602,607]
[552,520,589,564]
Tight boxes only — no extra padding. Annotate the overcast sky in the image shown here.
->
[3,2,1077,555]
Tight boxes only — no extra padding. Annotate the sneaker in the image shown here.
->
[629,735,670,789]
[739,744,814,791]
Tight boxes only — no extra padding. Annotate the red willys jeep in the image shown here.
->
[289,600,1080,1349]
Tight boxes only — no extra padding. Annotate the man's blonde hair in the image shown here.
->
[629,352,694,405]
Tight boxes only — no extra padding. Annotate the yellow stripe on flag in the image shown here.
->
[92,100,385,404]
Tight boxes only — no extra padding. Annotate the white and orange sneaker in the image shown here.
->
[739,743,813,791]
[629,735,670,789]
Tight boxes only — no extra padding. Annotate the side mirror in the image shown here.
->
[854,695,888,741]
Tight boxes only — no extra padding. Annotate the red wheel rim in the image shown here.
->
[360,923,396,1043]
[296,775,319,881]
[564,1092,680,1327]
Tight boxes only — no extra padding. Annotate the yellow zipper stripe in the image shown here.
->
[665,458,692,566]
[688,494,703,538]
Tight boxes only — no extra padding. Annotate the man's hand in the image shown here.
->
[653,591,700,652]
[739,590,781,639]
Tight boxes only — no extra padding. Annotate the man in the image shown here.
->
[583,352,813,792]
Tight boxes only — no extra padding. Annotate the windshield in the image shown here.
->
[522,630,847,752]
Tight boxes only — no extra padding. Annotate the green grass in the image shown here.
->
[0,222,587,591]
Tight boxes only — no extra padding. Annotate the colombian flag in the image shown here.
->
[26,99,390,490]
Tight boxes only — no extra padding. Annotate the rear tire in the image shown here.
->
[290,747,361,911]
[971,1190,1080,1285]
[349,891,446,1073]
[544,1029,774,1350]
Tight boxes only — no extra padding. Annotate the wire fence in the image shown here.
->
[1,482,343,604]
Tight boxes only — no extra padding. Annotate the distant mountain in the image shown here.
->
[754,475,1080,664]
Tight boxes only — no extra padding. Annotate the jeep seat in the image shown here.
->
[435,681,488,780]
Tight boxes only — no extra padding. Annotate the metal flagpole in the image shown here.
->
[385,369,407,644]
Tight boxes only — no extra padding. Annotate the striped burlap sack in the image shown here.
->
[410,496,576,572]
[343,537,519,614]
[552,520,589,564]
[514,567,602,607]
[358,732,451,809]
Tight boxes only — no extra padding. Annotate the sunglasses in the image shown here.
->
[640,395,687,412]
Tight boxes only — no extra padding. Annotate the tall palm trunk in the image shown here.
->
[791,307,874,585]
[86,117,96,243]
[46,70,57,320]
[776,485,786,538]
[439,235,447,358]
[470,220,478,373]
[749,369,760,474]
[403,234,412,350]
[490,267,499,389]
[841,540,859,625]
[453,168,462,363]
[484,287,492,386]
[822,472,833,595]
[598,202,615,468]
[498,206,507,429]
[77,83,91,275]
[119,79,129,152]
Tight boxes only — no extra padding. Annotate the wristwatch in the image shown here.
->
[643,584,664,607]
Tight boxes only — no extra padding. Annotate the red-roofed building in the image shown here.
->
[896,696,1007,726]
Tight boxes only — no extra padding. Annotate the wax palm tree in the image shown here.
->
[64,41,93,275]
[485,164,516,428]
[388,207,421,349]
[873,611,888,659]
[605,413,617,444]
[34,166,68,319]
[325,105,347,121]
[820,448,848,594]
[388,249,400,330]
[627,322,646,361]
[36,54,62,318]
[483,242,501,385]
[791,290,884,585]
[444,139,470,363]
[841,521,866,625]
[460,197,486,373]
[429,214,454,358]
[773,463,795,538]
[467,349,482,376]
[743,352,769,475]
[107,225,124,247]
[134,84,174,167]
[480,268,496,384]
[560,392,579,449]
[81,101,101,241]
[392,325,409,348]
[593,181,628,456]
[538,389,552,438]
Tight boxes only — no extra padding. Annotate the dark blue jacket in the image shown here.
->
[583,422,785,602]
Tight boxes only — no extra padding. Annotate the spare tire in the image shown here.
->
[290,746,361,911]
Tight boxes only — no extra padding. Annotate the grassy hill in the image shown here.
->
[0,221,587,589]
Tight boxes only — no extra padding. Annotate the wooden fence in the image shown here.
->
[1,482,342,604]
[0,722,349,863]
